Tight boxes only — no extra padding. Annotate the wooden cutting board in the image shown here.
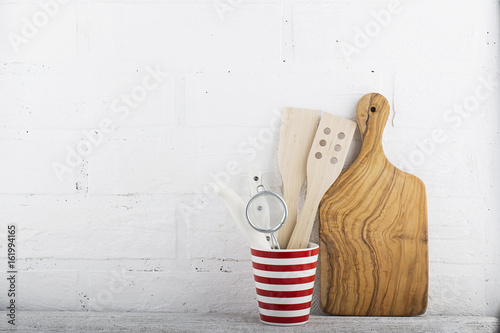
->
[318,93,428,316]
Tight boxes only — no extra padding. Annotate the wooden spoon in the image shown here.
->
[277,107,320,249]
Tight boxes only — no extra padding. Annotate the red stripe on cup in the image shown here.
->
[258,301,312,311]
[252,262,317,272]
[251,248,319,259]
[253,275,316,285]
[255,288,314,298]
[259,314,310,325]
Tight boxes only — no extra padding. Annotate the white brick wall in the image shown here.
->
[0,0,498,317]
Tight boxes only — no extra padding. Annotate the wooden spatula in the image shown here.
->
[277,107,320,249]
[287,112,357,249]
[318,93,428,316]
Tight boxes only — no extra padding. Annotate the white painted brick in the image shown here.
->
[186,206,251,261]
[0,3,77,62]
[427,200,487,242]
[0,204,175,260]
[293,1,488,71]
[484,265,500,317]
[0,72,174,130]
[189,126,281,192]
[193,153,264,191]
[188,257,253,275]
[87,206,176,259]
[383,127,496,185]
[393,72,495,129]
[186,73,381,127]
[428,264,487,316]
[0,130,79,194]
[0,206,88,259]
[88,271,255,313]
[378,1,488,67]
[292,2,368,68]
[430,238,492,265]
[427,198,495,265]
[89,125,281,197]
[0,0,497,318]
[0,270,80,310]
[87,3,281,62]
[383,136,485,198]
[87,138,180,194]
[192,127,273,158]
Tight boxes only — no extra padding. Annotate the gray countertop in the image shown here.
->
[1,312,498,333]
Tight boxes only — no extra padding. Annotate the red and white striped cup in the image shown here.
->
[250,243,319,326]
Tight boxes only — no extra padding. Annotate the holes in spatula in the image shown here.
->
[324,127,331,135]
[370,107,376,112]
[330,157,338,164]
[315,152,322,159]
[337,132,345,140]
[319,139,327,146]
[334,144,341,152]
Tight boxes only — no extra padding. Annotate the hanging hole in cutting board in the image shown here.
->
[338,132,345,139]
[370,107,376,112]
[315,152,322,159]
[330,157,338,164]
[319,139,327,146]
[324,128,331,135]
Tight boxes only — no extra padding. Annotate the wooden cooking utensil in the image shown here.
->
[277,107,320,249]
[287,112,357,249]
[318,93,428,316]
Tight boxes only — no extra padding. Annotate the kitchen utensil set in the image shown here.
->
[220,108,357,250]
[277,108,320,249]
[218,93,428,318]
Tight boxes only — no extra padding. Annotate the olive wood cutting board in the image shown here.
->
[318,93,428,316]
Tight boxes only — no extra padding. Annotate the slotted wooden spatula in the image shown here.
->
[287,112,357,249]
[318,93,428,316]
[277,107,320,249]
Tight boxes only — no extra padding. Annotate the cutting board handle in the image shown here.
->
[356,93,390,154]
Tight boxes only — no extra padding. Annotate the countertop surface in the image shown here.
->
[1,311,499,333]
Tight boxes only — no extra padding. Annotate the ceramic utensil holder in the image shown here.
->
[250,243,319,326]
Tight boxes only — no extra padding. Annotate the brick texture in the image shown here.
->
[0,0,498,317]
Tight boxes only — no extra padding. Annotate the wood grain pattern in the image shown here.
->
[277,107,320,249]
[287,112,356,249]
[318,93,428,316]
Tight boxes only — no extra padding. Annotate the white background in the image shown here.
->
[0,0,499,317]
